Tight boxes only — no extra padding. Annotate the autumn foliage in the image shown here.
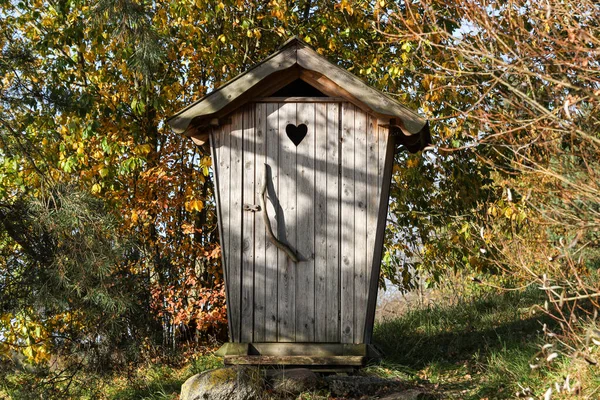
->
[1,0,599,395]
[380,0,600,353]
[0,0,402,382]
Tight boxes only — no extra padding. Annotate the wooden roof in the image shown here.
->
[167,37,430,151]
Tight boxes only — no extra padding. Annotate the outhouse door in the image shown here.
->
[211,99,390,345]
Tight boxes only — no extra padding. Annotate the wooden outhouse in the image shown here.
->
[168,37,430,366]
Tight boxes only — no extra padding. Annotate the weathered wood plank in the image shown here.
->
[253,103,267,343]
[218,122,234,341]
[326,102,341,343]
[250,343,367,356]
[241,106,255,343]
[215,343,250,357]
[264,103,280,342]
[378,124,387,198]
[363,125,392,344]
[224,355,365,366]
[277,102,297,342]
[314,102,328,342]
[295,102,315,342]
[340,103,355,344]
[229,110,244,342]
[365,115,379,341]
[209,127,233,341]
[353,110,368,344]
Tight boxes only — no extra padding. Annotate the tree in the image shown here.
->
[1,0,409,385]
[378,0,600,344]
[0,186,153,376]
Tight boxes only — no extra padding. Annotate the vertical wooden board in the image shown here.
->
[215,122,233,340]
[340,103,355,344]
[216,124,231,287]
[253,103,267,343]
[326,102,340,343]
[277,102,297,342]
[314,102,328,342]
[229,109,244,342]
[210,126,234,340]
[241,106,255,343]
[378,125,388,198]
[353,110,368,344]
[264,103,280,342]
[295,102,315,342]
[363,125,392,344]
[365,114,379,319]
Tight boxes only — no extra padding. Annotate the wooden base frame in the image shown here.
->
[215,343,382,367]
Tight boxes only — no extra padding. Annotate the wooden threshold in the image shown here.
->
[249,343,367,356]
[224,355,365,366]
[215,343,379,367]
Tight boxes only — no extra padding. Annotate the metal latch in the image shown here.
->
[243,204,261,212]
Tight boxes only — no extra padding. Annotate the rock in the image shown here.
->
[326,375,406,398]
[180,366,264,400]
[269,368,323,396]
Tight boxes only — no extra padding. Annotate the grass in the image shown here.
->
[3,289,600,399]
[374,290,546,368]
[370,289,600,399]
[0,354,223,400]
[102,355,223,400]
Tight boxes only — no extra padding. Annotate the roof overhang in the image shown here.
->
[167,37,431,152]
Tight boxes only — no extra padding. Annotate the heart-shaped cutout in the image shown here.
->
[286,123,308,146]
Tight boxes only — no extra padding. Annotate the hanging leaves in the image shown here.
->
[0,0,397,372]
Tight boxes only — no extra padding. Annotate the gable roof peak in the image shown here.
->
[167,36,430,150]
[279,35,304,49]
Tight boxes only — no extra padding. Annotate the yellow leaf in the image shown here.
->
[185,200,204,213]
[23,346,34,360]
[200,156,212,169]
[407,158,419,168]
[131,210,139,223]
[182,223,196,235]
[135,144,152,156]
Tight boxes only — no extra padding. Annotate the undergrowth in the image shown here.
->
[2,289,600,399]
[371,289,600,399]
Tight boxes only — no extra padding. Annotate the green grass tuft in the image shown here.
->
[371,290,546,397]
[370,288,600,398]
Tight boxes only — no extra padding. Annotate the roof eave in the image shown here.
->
[168,37,429,146]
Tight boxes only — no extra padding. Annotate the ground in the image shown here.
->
[4,288,599,399]
[103,288,599,399]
